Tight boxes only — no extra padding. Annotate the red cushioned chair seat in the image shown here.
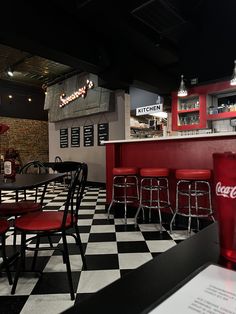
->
[14,211,73,232]
[176,169,211,180]
[0,219,10,234]
[113,167,138,176]
[140,168,169,177]
[0,201,41,216]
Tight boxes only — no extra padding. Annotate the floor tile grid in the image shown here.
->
[0,184,195,314]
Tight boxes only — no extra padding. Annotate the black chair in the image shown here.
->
[11,162,88,300]
[0,160,49,246]
[52,156,65,189]
[54,156,62,163]
[53,161,79,187]
[0,218,13,285]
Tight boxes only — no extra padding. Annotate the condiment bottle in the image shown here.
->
[4,158,16,179]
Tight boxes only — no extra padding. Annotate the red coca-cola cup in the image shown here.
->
[213,152,236,262]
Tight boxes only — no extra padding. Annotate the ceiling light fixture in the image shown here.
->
[230,60,236,86]
[177,74,188,97]
[7,67,14,77]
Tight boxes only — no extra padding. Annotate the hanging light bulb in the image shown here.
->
[230,60,236,86]
[177,74,188,97]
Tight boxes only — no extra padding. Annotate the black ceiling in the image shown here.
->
[0,0,236,96]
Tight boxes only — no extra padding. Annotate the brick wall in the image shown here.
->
[0,117,48,166]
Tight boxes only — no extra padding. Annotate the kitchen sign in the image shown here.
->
[136,103,163,116]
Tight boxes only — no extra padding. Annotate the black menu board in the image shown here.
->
[71,127,80,147]
[60,128,68,148]
[97,123,109,146]
[83,125,94,147]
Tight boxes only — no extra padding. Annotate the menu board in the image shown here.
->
[83,125,94,147]
[60,128,68,148]
[97,123,109,146]
[71,127,80,147]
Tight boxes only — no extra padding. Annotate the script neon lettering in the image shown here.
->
[59,80,94,108]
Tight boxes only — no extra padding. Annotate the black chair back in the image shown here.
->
[20,160,48,174]
[61,162,88,229]
[55,156,62,163]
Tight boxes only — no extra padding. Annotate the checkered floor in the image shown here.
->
[0,184,204,314]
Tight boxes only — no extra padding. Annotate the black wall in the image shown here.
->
[0,80,47,121]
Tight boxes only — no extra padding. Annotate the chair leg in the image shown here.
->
[1,233,13,285]
[13,216,17,247]
[157,181,163,233]
[107,201,114,220]
[187,183,192,235]
[62,232,74,301]
[134,205,142,228]
[75,225,87,270]
[31,236,40,271]
[47,236,54,248]
[107,177,116,220]
[11,232,26,295]
[170,181,181,233]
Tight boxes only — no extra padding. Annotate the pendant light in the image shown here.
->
[230,60,236,86]
[177,74,188,97]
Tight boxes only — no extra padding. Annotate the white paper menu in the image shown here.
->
[149,264,236,314]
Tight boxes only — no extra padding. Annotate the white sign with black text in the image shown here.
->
[136,103,163,116]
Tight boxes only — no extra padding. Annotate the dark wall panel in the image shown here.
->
[0,81,47,121]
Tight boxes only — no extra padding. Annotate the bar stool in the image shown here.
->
[107,167,139,224]
[170,169,215,234]
[134,168,172,232]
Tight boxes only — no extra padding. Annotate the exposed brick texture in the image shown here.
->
[0,117,48,166]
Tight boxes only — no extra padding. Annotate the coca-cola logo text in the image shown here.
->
[216,182,236,199]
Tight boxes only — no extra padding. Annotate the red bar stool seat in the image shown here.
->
[170,169,215,234]
[107,167,139,224]
[134,168,172,232]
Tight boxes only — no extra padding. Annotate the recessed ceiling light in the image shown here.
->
[28,97,32,102]
[8,95,13,99]
[7,67,14,77]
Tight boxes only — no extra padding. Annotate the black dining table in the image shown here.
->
[0,173,65,201]
[0,173,65,190]
[62,222,236,314]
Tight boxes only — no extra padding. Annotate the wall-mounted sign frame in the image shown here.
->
[83,125,94,147]
[60,128,68,148]
[97,123,109,146]
[71,127,80,147]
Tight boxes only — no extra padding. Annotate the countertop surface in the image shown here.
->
[102,131,236,144]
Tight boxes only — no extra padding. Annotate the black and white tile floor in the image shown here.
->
[0,184,201,314]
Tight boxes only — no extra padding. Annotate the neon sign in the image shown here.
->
[59,79,94,108]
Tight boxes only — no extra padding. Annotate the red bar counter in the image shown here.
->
[104,132,236,209]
